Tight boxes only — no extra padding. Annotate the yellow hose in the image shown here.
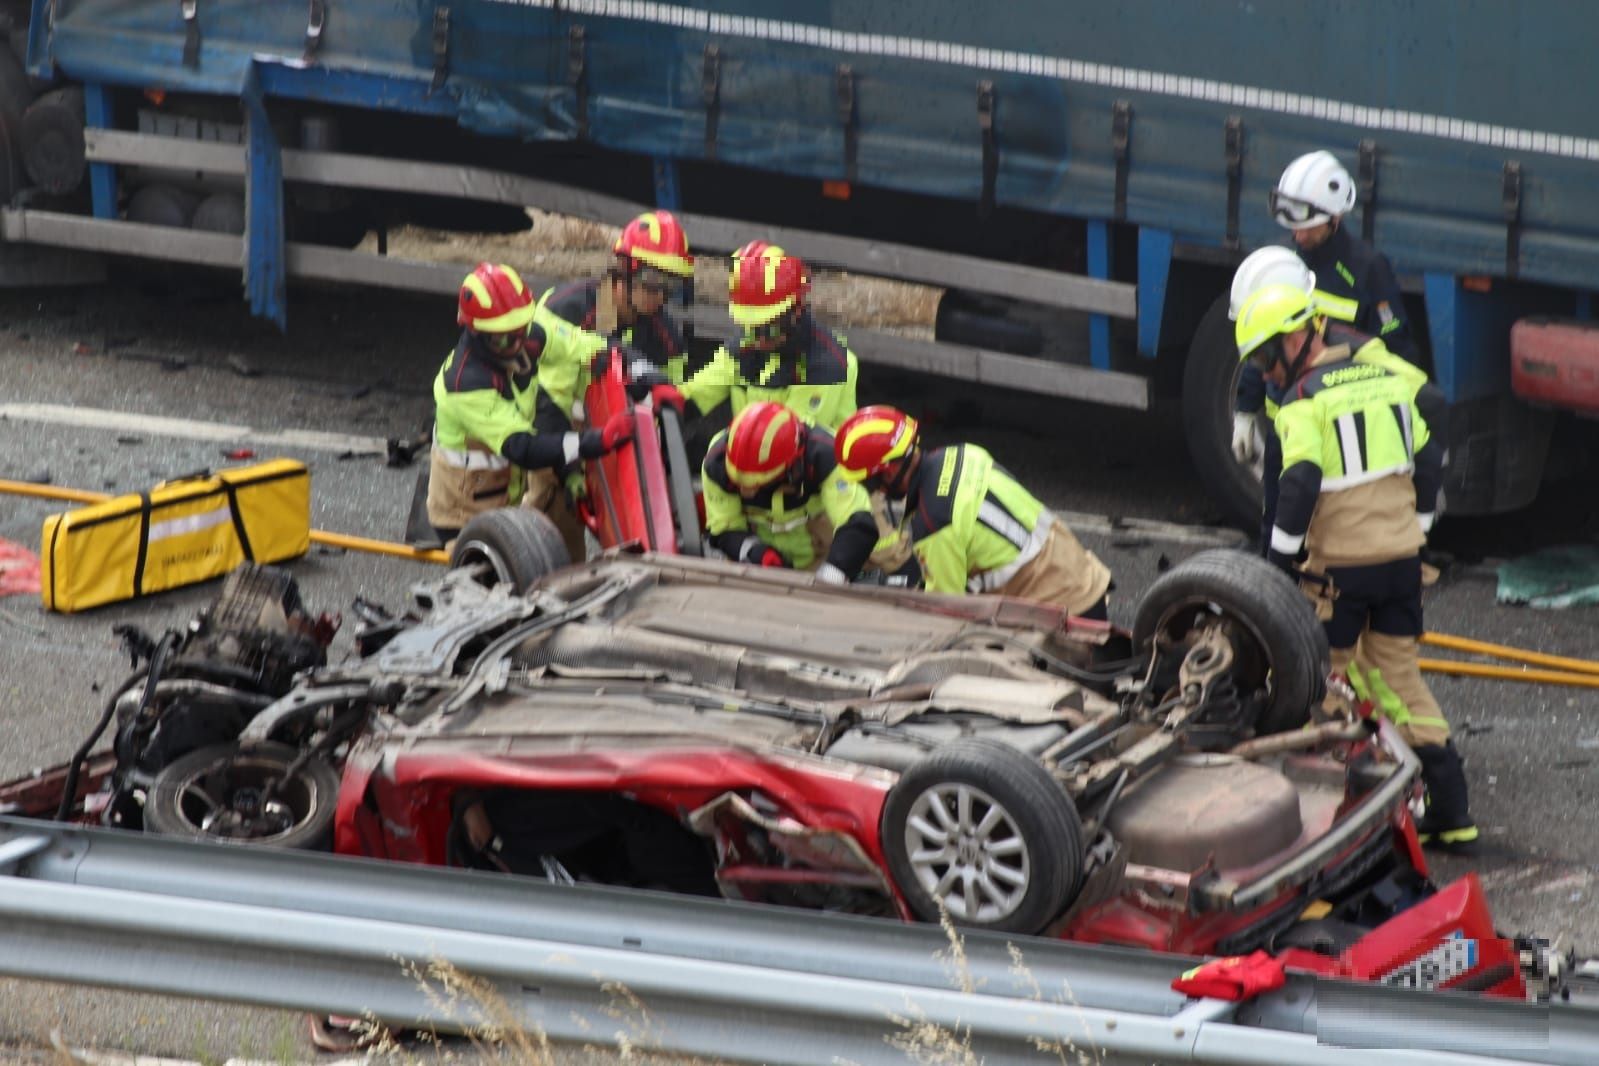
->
[0,478,448,565]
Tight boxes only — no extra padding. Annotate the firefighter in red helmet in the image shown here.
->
[834,405,1112,618]
[426,262,633,545]
[702,401,881,582]
[681,240,859,431]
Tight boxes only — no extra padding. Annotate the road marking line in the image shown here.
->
[0,403,387,455]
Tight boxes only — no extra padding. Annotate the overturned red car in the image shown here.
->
[0,539,1552,1002]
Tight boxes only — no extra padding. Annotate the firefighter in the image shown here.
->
[1235,281,1475,851]
[702,401,880,583]
[681,241,859,431]
[832,406,1112,620]
[425,262,634,545]
[1235,151,1424,553]
[533,209,696,425]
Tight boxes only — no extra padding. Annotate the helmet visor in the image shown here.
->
[483,325,528,356]
[1269,190,1326,230]
[635,265,689,301]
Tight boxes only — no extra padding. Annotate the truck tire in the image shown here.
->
[19,86,85,195]
[1131,548,1327,737]
[191,191,246,235]
[934,289,1045,356]
[450,508,571,594]
[0,111,20,207]
[0,46,32,132]
[881,737,1084,935]
[1182,295,1264,532]
[126,183,199,228]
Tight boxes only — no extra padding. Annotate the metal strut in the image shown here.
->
[1358,138,1379,242]
[1112,100,1133,222]
[1223,115,1244,251]
[977,80,997,219]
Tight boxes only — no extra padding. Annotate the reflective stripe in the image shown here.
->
[1397,402,1413,457]
[761,512,810,533]
[1418,511,1436,533]
[1270,525,1305,554]
[1320,462,1413,491]
[969,512,1049,593]
[561,433,582,466]
[977,496,1030,551]
[1312,289,1360,322]
[435,445,509,471]
[815,562,847,585]
[1335,413,1364,480]
[149,505,231,544]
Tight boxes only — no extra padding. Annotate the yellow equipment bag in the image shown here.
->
[39,460,311,613]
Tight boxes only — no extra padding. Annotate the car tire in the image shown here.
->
[144,741,340,850]
[1182,295,1265,532]
[658,405,703,556]
[1132,548,1328,736]
[881,737,1084,935]
[450,508,572,594]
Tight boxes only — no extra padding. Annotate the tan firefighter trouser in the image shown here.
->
[524,467,590,566]
[997,518,1113,619]
[1329,635,1451,747]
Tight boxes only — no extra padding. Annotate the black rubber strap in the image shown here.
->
[978,80,997,219]
[223,483,256,561]
[304,0,325,62]
[431,5,451,92]
[1224,116,1244,251]
[132,493,152,597]
[182,0,200,68]
[1503,160,1522,279]
[837,64,858,185]
[1112,100,1132,222]
[569,24,589,139]
[1358,139,1378,243]
[703,44,721,161]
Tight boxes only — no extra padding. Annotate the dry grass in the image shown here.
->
[360,209,940,333]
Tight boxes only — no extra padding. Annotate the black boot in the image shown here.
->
[1413,741,1478,852]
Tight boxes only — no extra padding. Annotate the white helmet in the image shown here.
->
[1229,246,1316,320]
[1271,150,1356,230]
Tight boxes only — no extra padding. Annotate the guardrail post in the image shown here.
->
[82,83,118,221]
[242,67,287,330]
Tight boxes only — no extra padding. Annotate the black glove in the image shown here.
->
[578,411,635,459]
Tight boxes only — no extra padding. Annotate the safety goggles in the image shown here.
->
[634,266,689,300]
[1268,190,1323,229]
[483,326,527,355]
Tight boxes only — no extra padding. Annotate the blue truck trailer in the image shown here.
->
[2,0,1596,527]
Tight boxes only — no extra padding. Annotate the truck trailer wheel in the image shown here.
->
[19,86,85,195]
[0,46,32,132]
[1182,296,1264,532]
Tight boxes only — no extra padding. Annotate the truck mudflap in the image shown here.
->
[1511,317,1599,416]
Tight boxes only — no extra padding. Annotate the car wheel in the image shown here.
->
[450,508,572,594]
[881,737,1084,935]
[658,405,703,556]
[1182,295,1266,532]
[1131,548,1328,737]
[144,741,339,850]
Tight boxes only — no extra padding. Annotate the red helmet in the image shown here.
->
[728,240,810,327]
[613,210,695,278]
[457,261,536,333]
[725,401,804,490]
[834,405,919,482]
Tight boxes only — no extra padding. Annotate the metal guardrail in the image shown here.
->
[0,817,1595,1064]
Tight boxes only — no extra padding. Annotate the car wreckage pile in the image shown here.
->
[5,533,1594,1006]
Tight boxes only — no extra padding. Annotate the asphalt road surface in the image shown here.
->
[1,278,1597,1060]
